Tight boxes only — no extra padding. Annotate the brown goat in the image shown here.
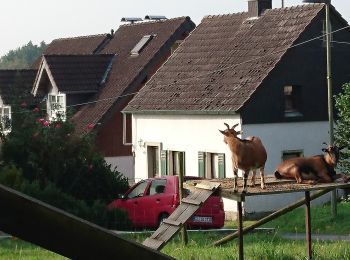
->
[219,123,267,193]
[274,145,348,184]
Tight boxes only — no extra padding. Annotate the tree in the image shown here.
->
[0,41,47,69]
[0,104,129,204]
[334,83,350,172]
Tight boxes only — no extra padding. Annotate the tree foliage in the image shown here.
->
[335,83,350,172]
[0,41,47,69]
[0,104,129,204]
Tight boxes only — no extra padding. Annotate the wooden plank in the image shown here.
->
[143,238,164,250]
[182,198,202,206]
[162,218,182,226]
[195,182,220,191]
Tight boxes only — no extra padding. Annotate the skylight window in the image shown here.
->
[130,35,154,56]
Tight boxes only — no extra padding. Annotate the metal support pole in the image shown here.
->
[325,0,337,218]
[237,201,244,260]
[305,191,312,260]
[178,171,188,245]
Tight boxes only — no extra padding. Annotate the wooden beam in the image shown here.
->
[0,184,173,260]
[213,189,332,246]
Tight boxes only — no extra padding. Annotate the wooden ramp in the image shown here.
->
[143,181,221,251]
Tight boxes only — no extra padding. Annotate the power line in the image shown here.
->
[7,24,350,114]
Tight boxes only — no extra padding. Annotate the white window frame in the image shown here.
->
[0,105,11,133]
[47,93,66,121]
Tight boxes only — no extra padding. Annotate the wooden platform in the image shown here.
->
[185,176,350,202]
[143,182,220,251]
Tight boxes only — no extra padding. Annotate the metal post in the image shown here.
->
[305,191,312,260]
[325,2,337,218]
[178,171,188,245]
[237,201,244,260]
[281,0,284,8]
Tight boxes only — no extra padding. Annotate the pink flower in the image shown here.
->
[37,118,45,123]
[33,107,40,113]
[87,123,94,129]
[43,121,49,127]
[55,123,61,129]
[20,101,27,107]
[88,164,94,173]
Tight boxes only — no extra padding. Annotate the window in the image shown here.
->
[149,179,167,196]
[130,35,154,56]
[282,150,303,161]
[160,150,185,176]
[127,180,149,198]
[147,146,160,178]
[123,113,132,145]
[284,85,302,117]
[47,93,66,121]
[0,106,11,133]
[198,152,225,179]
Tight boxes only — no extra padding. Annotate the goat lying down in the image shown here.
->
[220,123,267,193]
[275,145,348,184]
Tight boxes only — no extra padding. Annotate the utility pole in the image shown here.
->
[325,2,337,217]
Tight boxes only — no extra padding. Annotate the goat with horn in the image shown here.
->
[219,123,267,193]
[274,143,349,184]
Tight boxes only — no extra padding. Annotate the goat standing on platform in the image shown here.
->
[275,144,349,184]
[219,123,267,193]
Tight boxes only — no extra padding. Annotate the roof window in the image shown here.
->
[130,35,155,56]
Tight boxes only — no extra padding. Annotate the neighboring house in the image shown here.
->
[32,17,195,181]
[124,1,350,215]
[0,69,37,133]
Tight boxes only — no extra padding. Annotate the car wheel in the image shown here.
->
[158,213,169,227]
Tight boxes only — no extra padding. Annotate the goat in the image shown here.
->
[219,123,267,193]
[274,144,348,184]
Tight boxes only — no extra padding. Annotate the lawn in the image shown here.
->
[1,202,349,259]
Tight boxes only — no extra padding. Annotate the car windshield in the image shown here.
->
[127,181,148,198]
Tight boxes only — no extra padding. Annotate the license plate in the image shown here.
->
[192,216,212,223]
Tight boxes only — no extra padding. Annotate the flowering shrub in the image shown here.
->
[0,104,129,204]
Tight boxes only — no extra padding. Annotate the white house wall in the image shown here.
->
[133,114,241,181]
[243,121,332,213]
[133,117,334,215]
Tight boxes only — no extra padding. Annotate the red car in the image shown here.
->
[108,176,225,229]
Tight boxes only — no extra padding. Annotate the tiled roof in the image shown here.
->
[124,4,325,113]
[42,54,115,93]
[31,34,110,69]
[0,69,37,105]
[72,17,195,133]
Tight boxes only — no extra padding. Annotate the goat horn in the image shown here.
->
[232,123,239,129]
[224,123,230,129]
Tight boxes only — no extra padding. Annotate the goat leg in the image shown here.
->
[233,168,238,192]
[250,170,256,187]
[260,167,266,189]
[243,172,249,193]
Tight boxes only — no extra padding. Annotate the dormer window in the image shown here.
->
[47,93,66,121]
[0,106,11,133]
[284,85,302,117]
[130,35,154,56]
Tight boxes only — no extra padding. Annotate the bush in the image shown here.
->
[1,104,129,204]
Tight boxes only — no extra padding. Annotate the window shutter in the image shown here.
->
[218,153,225,178]
[198,152,205,178]
[160,150,168,176]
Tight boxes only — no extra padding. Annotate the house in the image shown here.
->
[123,0,350,216]
[32,17,195,181]
[0,69,37,133]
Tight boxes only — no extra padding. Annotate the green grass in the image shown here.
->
[0,239,66,259]
[1,202,349,259]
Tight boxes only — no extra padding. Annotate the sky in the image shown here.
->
[1,0,350,57]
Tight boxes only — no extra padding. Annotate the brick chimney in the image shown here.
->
[247,0,272,17]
